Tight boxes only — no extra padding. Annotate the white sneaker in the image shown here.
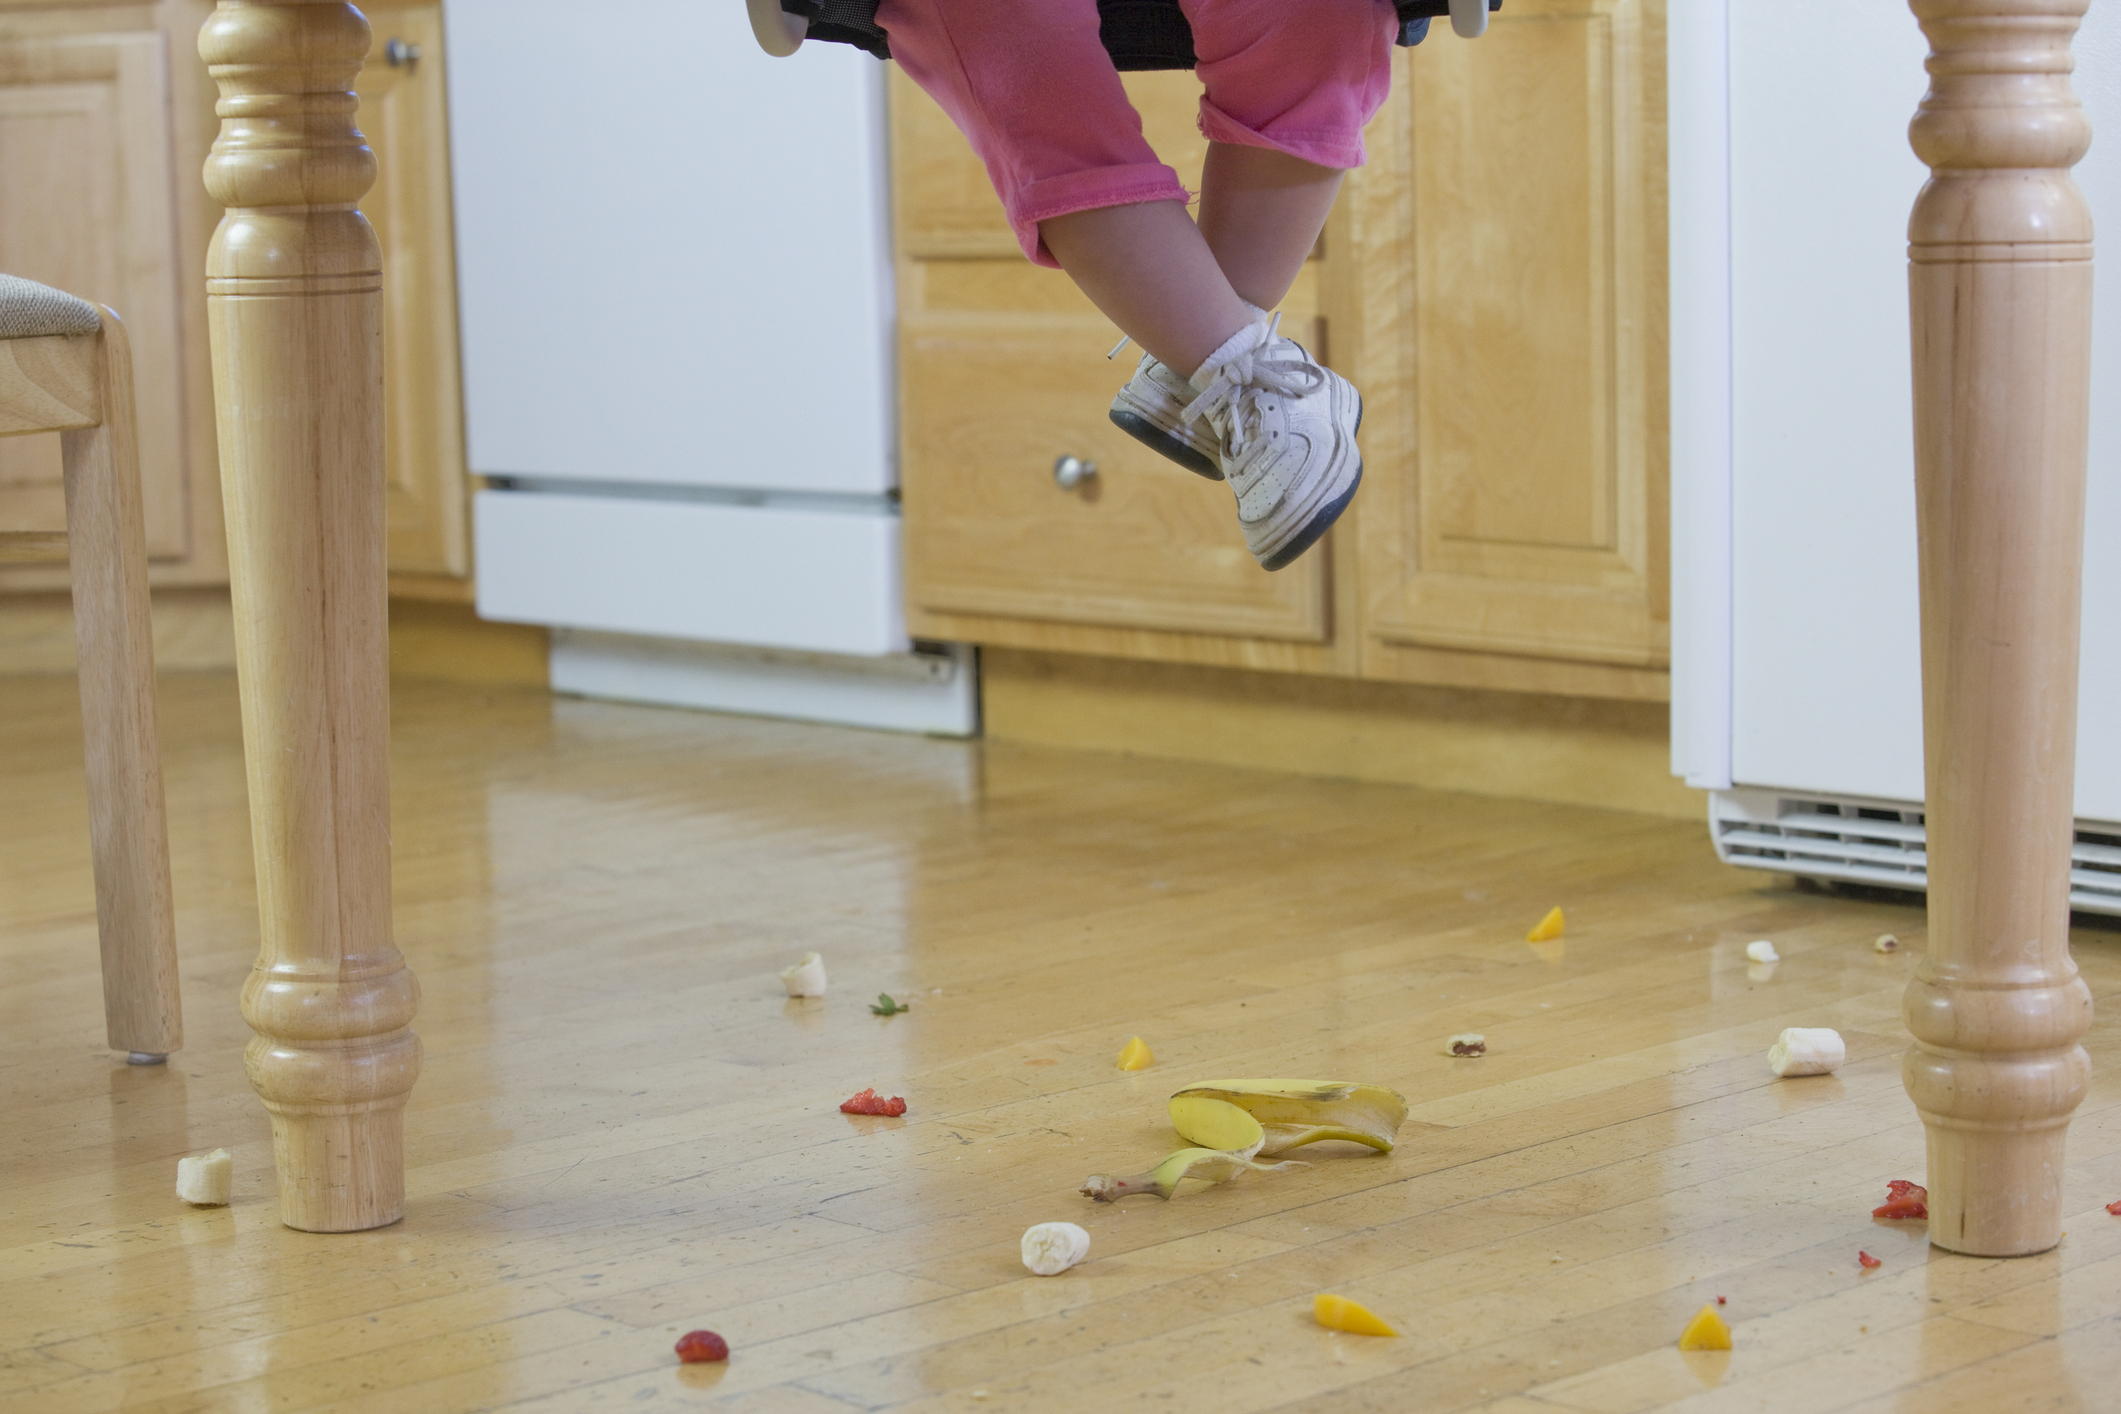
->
[1182,316,1363,571]
[1108,353,1224,480]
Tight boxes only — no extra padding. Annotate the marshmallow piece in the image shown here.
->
[1768,1027,1846,1077]
[1745,940,1780,964]
[779,951,827,997]
[176,1148,233,1206]
[1021,1221,1091,1275]
[1875,933,1900,953]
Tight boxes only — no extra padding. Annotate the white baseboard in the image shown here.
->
[548,629,978,737]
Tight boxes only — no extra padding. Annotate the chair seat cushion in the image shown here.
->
[0,273,100,340]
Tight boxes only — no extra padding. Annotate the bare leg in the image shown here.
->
[1040,200,1253,377]
[1197,142,1345,310]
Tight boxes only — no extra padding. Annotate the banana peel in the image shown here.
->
[1169,1080,1409,1157]
[1081,1144,1304,1202]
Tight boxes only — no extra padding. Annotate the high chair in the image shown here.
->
[0,273,181,1063]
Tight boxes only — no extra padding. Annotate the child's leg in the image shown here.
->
[878,0,1251,377]
[1039,203,1252,378]
[1196,146,1345,311]
[1186,0,1399,309]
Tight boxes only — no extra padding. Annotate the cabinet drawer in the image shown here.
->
[901,313,1328,642]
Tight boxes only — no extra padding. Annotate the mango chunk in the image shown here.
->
[1526,906,1565,942]
[1115,1036,1155,1071]
[1677,1303,1732,1350]
[1314,1292,1398,1337]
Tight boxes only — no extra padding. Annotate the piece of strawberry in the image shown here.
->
[1871,1179,1928,1220]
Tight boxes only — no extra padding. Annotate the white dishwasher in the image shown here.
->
[446,0,974,734]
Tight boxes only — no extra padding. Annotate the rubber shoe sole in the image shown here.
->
[1109,405,1224,480]
[1257,392,1363,572]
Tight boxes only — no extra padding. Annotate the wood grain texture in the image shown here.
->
[1340,0,1669,672]
[200,0,418,1233]
[59,310,181,1057]
[6,672,2121,1410]
[0,332,99,435]
[1901,0,2096,1259]
[354,2,470,583]
[981,647,1696,818]
[0,22,190,569]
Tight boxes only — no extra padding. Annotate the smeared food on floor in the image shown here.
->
[839,1088,907,1117]
[1872,1179,1928,1220]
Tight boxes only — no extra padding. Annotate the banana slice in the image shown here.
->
[1169,1079,1409,1157]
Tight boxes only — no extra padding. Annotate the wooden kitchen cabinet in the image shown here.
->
[0,0,472,606]
[895,0,1669,699]
[0,5,211,590]
[357,2,473,591]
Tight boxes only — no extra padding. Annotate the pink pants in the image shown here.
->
[876,0,1399,266]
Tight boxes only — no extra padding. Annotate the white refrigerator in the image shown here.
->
[445,0,975,734]
[1669,1,2121,912]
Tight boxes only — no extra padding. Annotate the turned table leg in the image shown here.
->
[1902,0,2095,1257]
[199,0,419,1232]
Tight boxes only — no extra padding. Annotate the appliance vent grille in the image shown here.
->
[1709,790,2121,916]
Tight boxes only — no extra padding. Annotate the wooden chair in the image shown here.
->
[0,273,181,1063]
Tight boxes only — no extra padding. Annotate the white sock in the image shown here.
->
[1188,320,1267,391]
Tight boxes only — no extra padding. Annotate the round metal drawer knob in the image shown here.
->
[1053,454,1097,490]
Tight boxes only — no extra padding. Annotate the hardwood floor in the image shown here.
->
[4,671,2120,1412]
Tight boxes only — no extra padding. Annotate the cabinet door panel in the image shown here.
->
[901,310,1327,642]
[1346,0,1666,669]
[358,4,471,580]
[0,33,186,560]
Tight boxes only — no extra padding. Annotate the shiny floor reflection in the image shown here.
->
[3,672,2119,1412]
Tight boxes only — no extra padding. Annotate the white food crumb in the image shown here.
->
[176,1148,233,1206]
[1745,940,1780,964]
[1446,1033,1487,1056]
[778,951,827,997]
[1021,1221,1091,1276]
[1875,933,1900,953]
[1767,1026,1846,1077]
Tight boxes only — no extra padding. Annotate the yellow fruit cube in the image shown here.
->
[1314,1293,1398,1337]
[1526,906,1565,942]
[1115,1036,1155,1070]
[1677,1303,1732,1350]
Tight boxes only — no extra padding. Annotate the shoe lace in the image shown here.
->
[1178,315,1324,459]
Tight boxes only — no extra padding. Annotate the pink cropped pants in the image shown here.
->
[876,0,1399,266]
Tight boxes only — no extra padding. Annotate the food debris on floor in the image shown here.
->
[1746,939,1781,964]
[1168,1080,1409,1155]
[1314,1293,1398,1336]
[1526,906,1565,942]
[1875,933,1901,953]
[1872,1179,1929,1220]
[1858,1250,1882,1269]
[1021,1221,1091,1275]
[839,1088,907,1117]
[1115,1035,1155,1070]
[1768,1027,1846,1077]
[869,993,909,1016]
[2106,1200,2121,1216]
[1081,1145,1301,1201]
[1447,1034,1488,1057]
[1716,1296,1727,1306]
[674,1330,729,1363]
[778,951,827,997]
[1677,1303,1733,1350]
[175,1148,233,1206]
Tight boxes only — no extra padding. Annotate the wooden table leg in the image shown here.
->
[199,0,420,1233]
[1903,0,2095,1258]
